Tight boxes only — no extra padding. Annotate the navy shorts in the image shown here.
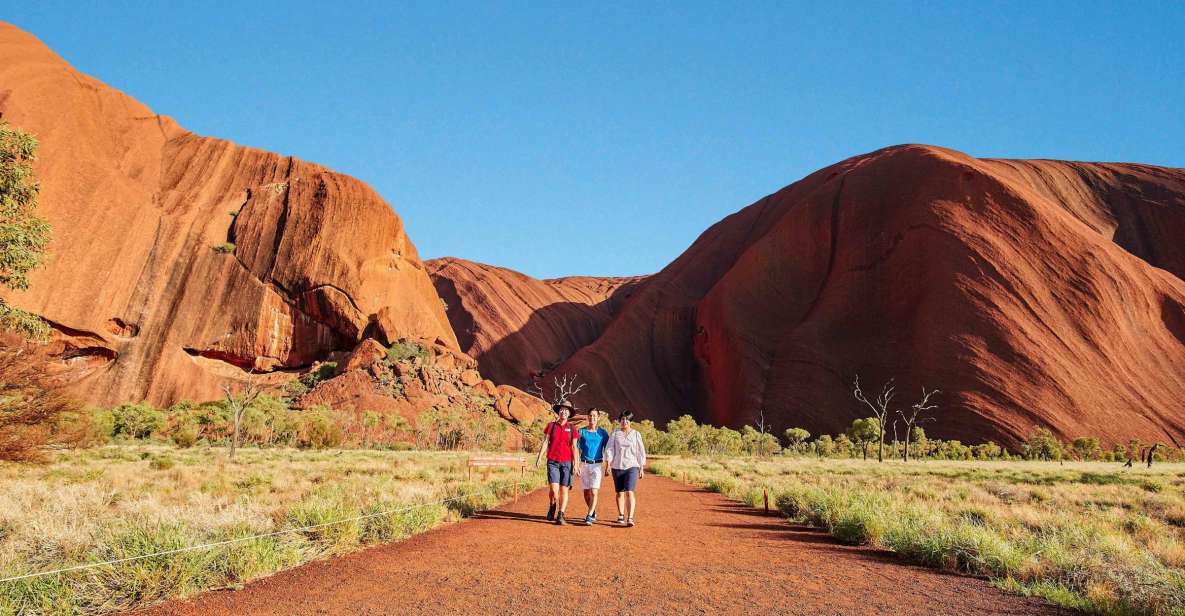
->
[546,460,573,487]
[612,467,640,492]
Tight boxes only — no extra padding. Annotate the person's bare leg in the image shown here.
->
[583,489,593,509]
[616,491,625,518]
[559,485,570,513]
[626,491,637,519]
[549,483,559,505]
[589,489,599,515]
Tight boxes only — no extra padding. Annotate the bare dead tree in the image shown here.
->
[898,387,939,462]
[756,409,769,457]
[528,373,587,409]
[222,378,264,460]
[853,375,894,462]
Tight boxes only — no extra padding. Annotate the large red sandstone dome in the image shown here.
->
[439,146,1185,448]
[0,23,457,406]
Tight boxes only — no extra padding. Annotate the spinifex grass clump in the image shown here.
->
[0,446,544,615]
[652,457,1185,615]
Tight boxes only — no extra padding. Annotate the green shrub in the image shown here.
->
[149,455,176,470]
[387,341,428,364]
[170,423,200,448]
[295,405,344,449]
[111,403,165,439]
[299,363,337,390]
[212,242,235,253]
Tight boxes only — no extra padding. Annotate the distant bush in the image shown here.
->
[212,242,236,253]
[295,405,344,449]
[170,422,200,448]
[387,341,429,364]
[111,403,165,440]
[299,363,337,391]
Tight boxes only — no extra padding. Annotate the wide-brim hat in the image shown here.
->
[553,401,575,412]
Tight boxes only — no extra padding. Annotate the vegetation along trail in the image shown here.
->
[134,475,1068,615]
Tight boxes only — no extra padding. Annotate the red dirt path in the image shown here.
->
[134,476,1070,615]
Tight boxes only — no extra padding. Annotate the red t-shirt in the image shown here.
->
[545,421,576,462]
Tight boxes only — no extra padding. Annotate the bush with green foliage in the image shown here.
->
[847,417,880,460]
[387,341,429,364]
[0,121,51,339]
[1023,427,1063,461]
[211,242,235,253]
[111,403,165,439]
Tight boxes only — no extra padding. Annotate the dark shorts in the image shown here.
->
[612,467,640,492]
[546,460,573,487]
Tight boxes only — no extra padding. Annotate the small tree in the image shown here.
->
[848,417,880,460]
[898,387,939,462]
[222,379,264,460]
[1023,427,1063,461]
[853,376,894,462]
[0,121,52,340]
[1071,437,1101,461]
[756,409,771,457]
[784,427,810,452]
[814,434,835,458]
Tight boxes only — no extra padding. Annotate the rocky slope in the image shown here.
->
[0,23,458,406]
[428,257,645,392]
[545,145,1185,447]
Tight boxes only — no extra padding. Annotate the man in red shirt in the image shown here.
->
[535,401,579,525]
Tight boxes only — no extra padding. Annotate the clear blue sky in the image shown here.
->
[8,2,1184,278]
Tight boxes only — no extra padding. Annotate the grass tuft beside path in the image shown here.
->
[0,446,541,615]
[651,456,1185,616]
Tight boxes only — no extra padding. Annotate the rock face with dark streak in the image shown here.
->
[0,23,457,406]
[427,257,645,393]
[548,145,1185,448]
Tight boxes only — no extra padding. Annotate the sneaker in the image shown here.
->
[583,514,593,525]
[556,512,566,526]
[588,512,597,525]
[546,503,556,521]
[616,514,626,526]
[627,516,635,527]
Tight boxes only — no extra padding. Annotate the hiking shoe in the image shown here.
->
[546,503,556,521]
[588,512,597,525]
[616,514,626,526]
[556,512,566,526]
[627,516,635,527]
[583,514,593,525]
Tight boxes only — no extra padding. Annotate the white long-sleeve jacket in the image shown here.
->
[605,428,646,470]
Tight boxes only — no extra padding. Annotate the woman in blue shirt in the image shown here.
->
[575,408,610,525]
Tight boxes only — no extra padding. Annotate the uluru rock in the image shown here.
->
[543,145,1185,448]
[0,23,457,407]
[428,257,645,391]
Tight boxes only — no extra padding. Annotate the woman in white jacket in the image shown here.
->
[605,411,646,527]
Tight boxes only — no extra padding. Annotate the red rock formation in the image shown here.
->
[427,257,645,391]
[0,23,457,406]
[550,145,1185,448]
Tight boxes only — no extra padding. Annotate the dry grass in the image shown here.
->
[651,456,1185,616]
[0,445,541,615]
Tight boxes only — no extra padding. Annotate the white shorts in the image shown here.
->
[579,463,604,490]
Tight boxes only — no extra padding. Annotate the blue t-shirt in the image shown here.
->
[577,427,609,462]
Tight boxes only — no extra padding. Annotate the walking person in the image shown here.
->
[605,410,646,527]
[535,401,579,525]
[576,408,610,525]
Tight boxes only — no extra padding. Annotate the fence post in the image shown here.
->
[763,488,769,512]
